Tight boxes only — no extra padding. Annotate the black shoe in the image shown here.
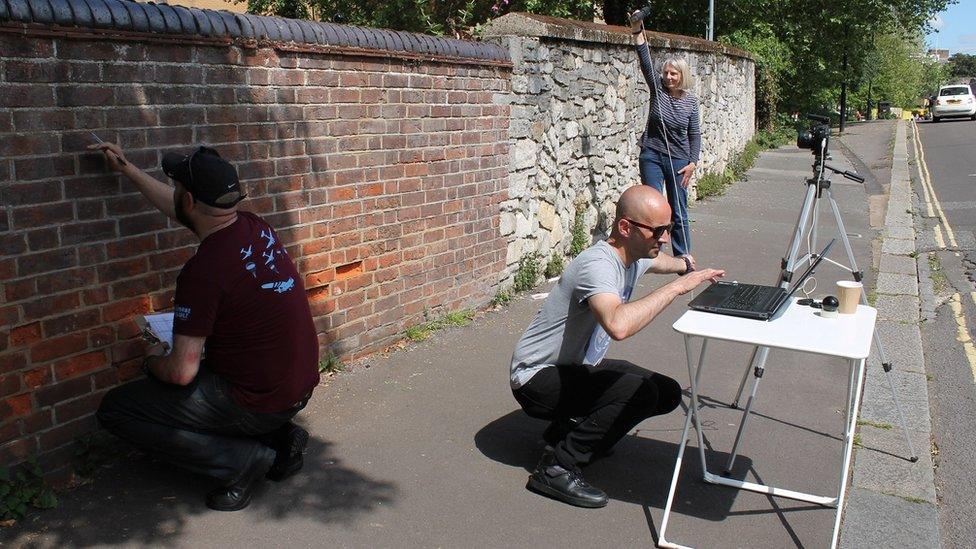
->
[526,452,608,508]
[265,423,309,482]
[205,447,275,512]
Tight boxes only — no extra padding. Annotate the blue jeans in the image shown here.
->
[639,148,691,257]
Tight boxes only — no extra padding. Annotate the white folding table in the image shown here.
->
[658,299,877,549]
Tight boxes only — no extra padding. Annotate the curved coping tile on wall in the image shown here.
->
[7,0,30,22]
[187,7,211,36]
[122,0,149,33]
[0,0,510,63]
[153,3,180,33]
[140,1,166,33]
[86,0,112,28]
[103,0,131,28]
[235,12,254,39]
[217,11,239,37]
[28,0,53,24]
[203,8,226,36]
[169,4,196,35]
[65,0,93,27]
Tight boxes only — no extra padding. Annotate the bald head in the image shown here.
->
[613,185,671,229]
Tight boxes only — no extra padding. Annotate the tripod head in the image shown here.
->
[797,114,831,160]
[794,114,864,186]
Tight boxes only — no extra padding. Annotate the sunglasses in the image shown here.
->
[624,218,673,239]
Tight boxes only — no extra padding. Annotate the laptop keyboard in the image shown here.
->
[723,284,782,312]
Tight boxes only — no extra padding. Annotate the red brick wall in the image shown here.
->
[0,31,511,471]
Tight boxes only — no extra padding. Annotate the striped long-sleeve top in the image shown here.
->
[636,42,701,164]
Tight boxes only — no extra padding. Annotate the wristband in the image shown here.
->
[681,256,693,275]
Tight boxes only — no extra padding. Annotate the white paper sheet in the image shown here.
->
[140,313,174,355]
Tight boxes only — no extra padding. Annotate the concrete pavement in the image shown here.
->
[4,121,937,548]
[838,120,941,548]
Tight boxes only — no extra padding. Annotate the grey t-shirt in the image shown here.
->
[510,240,654,388]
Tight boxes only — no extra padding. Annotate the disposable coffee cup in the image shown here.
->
[836,281,862,314]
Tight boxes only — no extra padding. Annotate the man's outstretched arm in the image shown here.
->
[88,142,177,220]
[589,268,725,341]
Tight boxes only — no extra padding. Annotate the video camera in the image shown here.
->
[796,114,831,155]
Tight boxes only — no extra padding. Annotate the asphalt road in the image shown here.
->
[913,116,976,549]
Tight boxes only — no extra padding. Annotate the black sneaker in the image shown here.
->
[526,451,608,508]
[206,447,275,512]
[265,423,309,482]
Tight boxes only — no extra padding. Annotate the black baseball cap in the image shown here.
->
[161,146,246,208]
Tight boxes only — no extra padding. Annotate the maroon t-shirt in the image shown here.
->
[173,211,320,413]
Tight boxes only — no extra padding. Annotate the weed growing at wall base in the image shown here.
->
[569,206,589,257]
[319,350,345,374]
[0,457,58,522]
[696,171,729,198]
[405,309,475,341]
[513,252,541,292]
[545,252,564,279]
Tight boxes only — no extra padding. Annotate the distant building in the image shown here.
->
[927,49,950,63]
[159,0,247,13]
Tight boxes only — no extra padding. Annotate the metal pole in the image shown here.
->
[839,48,848,133]
[708,0,715,40]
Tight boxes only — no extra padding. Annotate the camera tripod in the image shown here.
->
[721,139,919,477]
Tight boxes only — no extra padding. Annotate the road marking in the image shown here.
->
[912,121,959,248]
[934,225,946,249]
[912,122,937,218]
[949,294,976,382]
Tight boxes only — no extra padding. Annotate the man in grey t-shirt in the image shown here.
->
[511,185,724,508]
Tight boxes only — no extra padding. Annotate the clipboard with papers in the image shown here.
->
[135,313,174,355]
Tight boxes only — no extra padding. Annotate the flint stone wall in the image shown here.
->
[483,13,755,275]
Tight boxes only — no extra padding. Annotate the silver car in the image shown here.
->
[931,84,976,122]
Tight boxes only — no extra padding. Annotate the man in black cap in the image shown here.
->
[89,142,320,511]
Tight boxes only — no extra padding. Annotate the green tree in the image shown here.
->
[853,29,931,109]
[235,0,594,38]
[720,23,793,131]
[947,53,976,78]
[235,0,955,118]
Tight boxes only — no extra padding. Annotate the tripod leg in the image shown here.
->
[731,346,759,408]
[724,348,770,475]
[825,191,919,461]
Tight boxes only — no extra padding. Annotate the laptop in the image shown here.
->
[688,239,836,320]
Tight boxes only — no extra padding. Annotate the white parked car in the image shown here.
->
[931,85,976,122]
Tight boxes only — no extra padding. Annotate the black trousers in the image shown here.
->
[97,366,305,484]
[512,359,682,470]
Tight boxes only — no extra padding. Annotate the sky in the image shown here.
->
[927,0,976,54]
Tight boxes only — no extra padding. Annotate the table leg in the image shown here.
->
[724,346,771,474]
[830,358,866,549]
[657,335,709,549]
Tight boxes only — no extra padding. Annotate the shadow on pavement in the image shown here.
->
[5,435,395,546]
[474,409,754,521]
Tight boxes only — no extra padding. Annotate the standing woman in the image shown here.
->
[631,14,701,265]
